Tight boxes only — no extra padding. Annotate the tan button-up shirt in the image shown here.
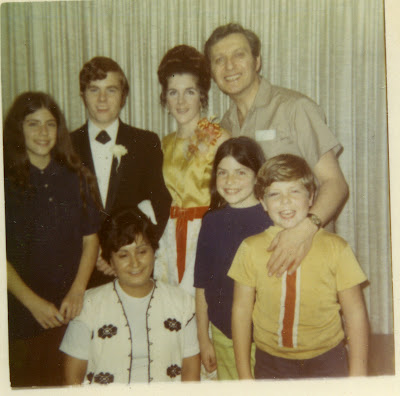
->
[220,77,341,169]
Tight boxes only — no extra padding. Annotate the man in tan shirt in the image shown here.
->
[204,23,348,276]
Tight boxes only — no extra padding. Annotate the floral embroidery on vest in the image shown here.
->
[98,324,118,339]
[94,372,114,384]
[164,318,181,331]
[166,364,182,378]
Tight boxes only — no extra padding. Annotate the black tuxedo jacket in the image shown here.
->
[70,120,171,238]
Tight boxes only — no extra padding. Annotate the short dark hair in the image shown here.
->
[79,56,129,106]
[157,45,211,108]
[99,207,159,262]
[255,154,317,200]
[204,23,261,65]
[209,137,266,210]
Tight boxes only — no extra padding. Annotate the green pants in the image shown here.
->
[210,323,255,380]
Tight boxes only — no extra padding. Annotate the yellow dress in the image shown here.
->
[154,119,228,296]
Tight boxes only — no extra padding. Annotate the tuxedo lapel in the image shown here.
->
[105,123,128,213]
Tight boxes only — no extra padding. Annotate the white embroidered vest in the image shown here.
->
[82,280,195,384]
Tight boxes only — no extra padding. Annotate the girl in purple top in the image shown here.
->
[194,137,272,380]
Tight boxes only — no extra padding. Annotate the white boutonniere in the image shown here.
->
[111,144,128,170]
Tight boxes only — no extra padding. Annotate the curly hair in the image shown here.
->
[157,45,211,108]
[79,56,129,106]
[254,154,317,200]
[3,91,100,209]
[99,207,159,262]
[209,137,266,210]
[204,23,261,66]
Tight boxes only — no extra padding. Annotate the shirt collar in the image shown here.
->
[252,77,272,108]
[29,158,59,178]
[226,76,272,124]
[88,118,120,144]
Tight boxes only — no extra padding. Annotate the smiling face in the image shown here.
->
[82,71,124,129]
[23,107,57,169]
[261,180,313,229]
[216,155,258,208]
[110,234,155,297]
[166,73,202,134]
[209,33,261,100]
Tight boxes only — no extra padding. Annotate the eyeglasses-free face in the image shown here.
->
[216,155,259,209]
[110,234,155,298]
[23,107,57,169]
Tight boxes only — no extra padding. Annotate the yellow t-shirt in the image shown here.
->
[228,226,367,360]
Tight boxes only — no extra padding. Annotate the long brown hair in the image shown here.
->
[3,91,100,208]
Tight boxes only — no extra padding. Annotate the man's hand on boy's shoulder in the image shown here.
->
[266,217,318,277]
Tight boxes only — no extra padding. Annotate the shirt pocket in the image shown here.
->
[256,127,301,159]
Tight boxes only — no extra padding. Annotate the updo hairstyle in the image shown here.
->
[157,44,211,108]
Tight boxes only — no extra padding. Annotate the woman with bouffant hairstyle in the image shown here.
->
[158,45,211,108]
[155,45,230,297]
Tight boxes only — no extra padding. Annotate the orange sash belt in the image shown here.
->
[170,205,209,283]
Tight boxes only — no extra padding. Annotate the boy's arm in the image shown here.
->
[195,288,217,373]
[60,233,99,323]
[63,354,88,385]
[181,354,201,381]
[232,281,255,379]
[338,284,369,376]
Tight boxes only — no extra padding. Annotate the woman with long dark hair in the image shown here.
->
[4,91,101,387]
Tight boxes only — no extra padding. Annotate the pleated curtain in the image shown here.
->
[1,0,391,335]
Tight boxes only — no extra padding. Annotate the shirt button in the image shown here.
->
[44,184,48,188]
[40,170,44,175]
[49,197,53,202]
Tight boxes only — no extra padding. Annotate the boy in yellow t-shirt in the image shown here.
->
[228,154,368,379]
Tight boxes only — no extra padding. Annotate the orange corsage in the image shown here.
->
[185,117,222,159]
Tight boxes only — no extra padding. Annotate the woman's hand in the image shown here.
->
[199,338,217,373]
[96,255,116,276]
[267,218,317,276]
[59,287,85,324]
[26,295,64,329]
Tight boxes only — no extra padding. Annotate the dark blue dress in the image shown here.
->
[5,160,101,340]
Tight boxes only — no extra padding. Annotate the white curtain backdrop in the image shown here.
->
[1,0,391,334]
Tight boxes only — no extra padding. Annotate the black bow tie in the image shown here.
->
[95,130,111,144]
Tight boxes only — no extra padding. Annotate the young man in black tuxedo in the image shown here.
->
[71,56,171,286]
